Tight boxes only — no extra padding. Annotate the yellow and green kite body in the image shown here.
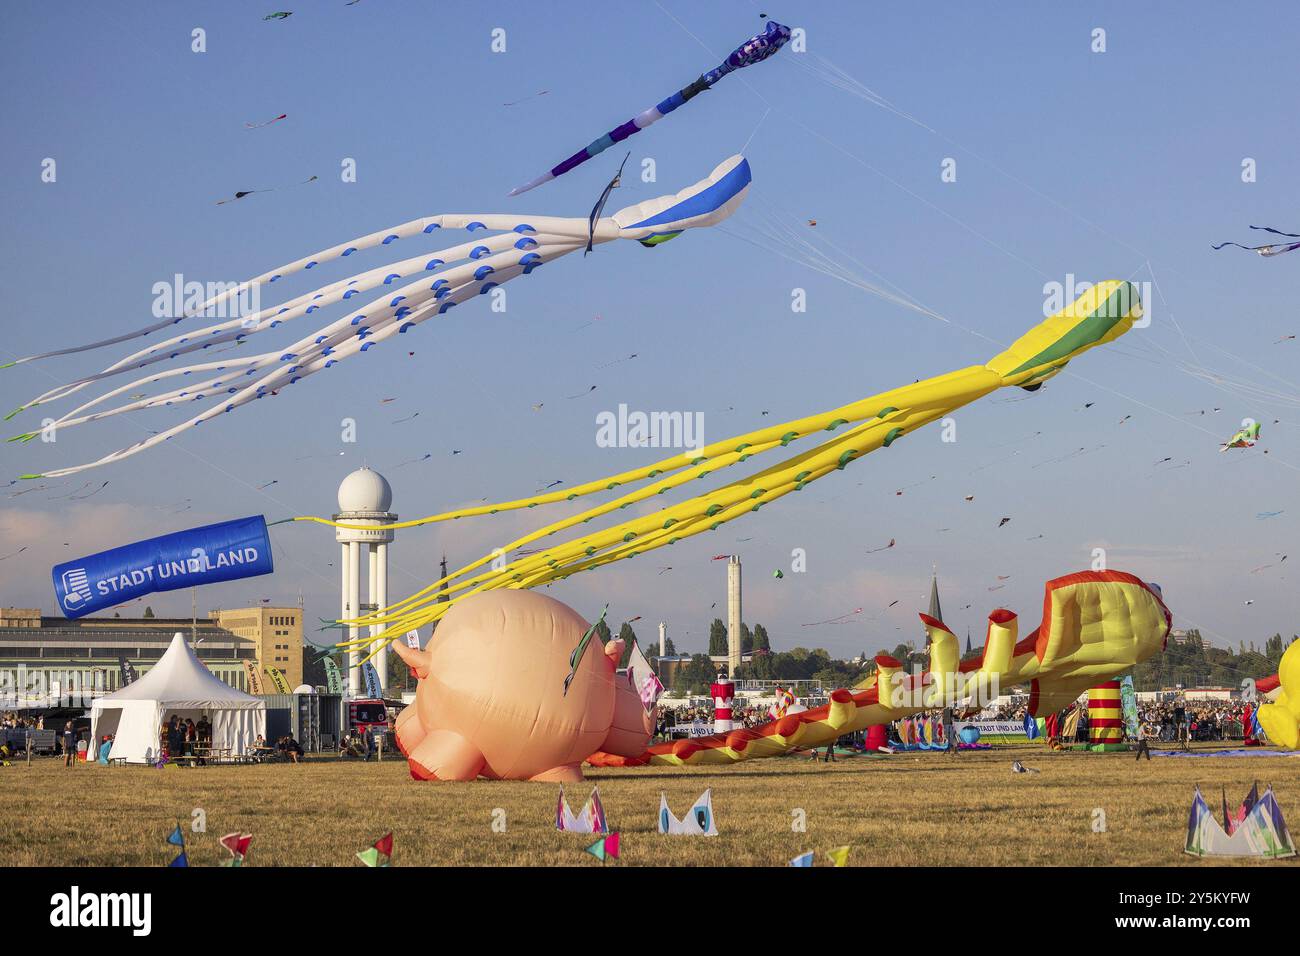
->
[301,281,1143,660]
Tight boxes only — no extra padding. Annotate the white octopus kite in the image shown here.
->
[4,156,751,478]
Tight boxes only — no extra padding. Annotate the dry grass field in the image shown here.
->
[2,745,1297,867]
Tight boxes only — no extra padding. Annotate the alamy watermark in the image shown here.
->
[152,274,261,326]
[596,404,704,452]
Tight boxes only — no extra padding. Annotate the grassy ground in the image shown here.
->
[2,745,1296,866]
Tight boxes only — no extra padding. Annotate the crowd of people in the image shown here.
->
[980,696,1250,742]
[656,703,780,737]
[161,714,213,758]
[654,691,1259,749]
[1137,700,1249,742]
[1,712,44,731]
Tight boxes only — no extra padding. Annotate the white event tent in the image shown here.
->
[89,632,266,763]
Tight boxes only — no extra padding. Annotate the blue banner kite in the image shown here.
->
[52,515,274,619]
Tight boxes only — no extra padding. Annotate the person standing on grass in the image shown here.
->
[62,721,76,767]
[942,707,957,755]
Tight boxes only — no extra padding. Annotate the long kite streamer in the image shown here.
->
[507,19,789,196]
[4,156,751,478]
[1212,225,1300,257]
[310,281,1144,661]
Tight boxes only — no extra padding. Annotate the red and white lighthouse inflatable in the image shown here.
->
[711,674,736,733]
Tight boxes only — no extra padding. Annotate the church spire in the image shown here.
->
[927,566,943,624]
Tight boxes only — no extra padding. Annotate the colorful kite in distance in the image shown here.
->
[508,19,790,195]
[1222,421,1261,451]
[1212,225,1300,258]
[263,11,292,20]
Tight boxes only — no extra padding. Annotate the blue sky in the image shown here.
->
[1,1,1297,664]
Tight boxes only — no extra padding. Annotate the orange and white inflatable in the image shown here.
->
[392,590,653,781]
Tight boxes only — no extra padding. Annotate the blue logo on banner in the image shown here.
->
[52,515,274,619]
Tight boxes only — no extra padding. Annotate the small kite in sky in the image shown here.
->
[1276,335,1296,344]
[964,495,975,502]
[772,569,784,579]
[586,152,630,255]
[598,353,638,369]
[887,599,899,608]
[566,386,598,399]
[396,454,432,468]
[1118,415,1131,425]
[807,219,817,227]
[450,449,463,455]
[257,480,278,490]
[997,517,1011,528]
[657,566,672,575]
[503,90,550,107]
[392,412,420,424]
[216,175,318,205]
[801,608,862,627]
[245,114,288,130]
[0,547,27,561]
[865,538,895,554]
[1257,510,1284,519]
[379,397,397,404]
[1212,225,1300,257]
[263,11,292,20]
[68,480,109,500]
[47,481,94,500]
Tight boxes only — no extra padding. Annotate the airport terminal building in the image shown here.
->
[0,605,304,706]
